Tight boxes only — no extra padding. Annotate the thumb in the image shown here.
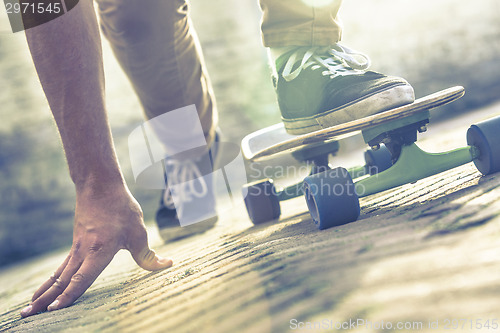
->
[128,227,173,271]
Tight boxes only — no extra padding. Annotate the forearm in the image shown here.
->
[25,0,124,193]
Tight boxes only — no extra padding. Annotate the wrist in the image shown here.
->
[74,172,128,199]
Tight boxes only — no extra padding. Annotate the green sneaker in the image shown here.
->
[274,45,415,135]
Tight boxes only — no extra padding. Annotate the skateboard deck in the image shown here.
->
[242,86,465,162]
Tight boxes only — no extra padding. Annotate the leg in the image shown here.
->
[96,0,220,240]
[259,0,343,47]
[96,0,217,144]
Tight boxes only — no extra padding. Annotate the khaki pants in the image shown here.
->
[96,0,343,143]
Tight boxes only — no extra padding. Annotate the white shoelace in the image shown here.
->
[163,158,208,218]
[281,44,371,82]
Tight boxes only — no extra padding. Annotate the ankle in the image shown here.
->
[267,46,299,73]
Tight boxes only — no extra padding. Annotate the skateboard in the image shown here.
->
[241,86,500,229]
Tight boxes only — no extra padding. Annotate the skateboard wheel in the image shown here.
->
[467,115,500,175]
[303,167,360,230]
[364,144,392,175]
[243,179,281,224]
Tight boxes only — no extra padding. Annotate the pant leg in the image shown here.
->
[259,0,343,47]
[96,0,217,144]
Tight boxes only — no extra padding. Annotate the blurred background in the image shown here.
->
[0,0,499,267]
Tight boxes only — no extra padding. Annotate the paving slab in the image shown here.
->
[1,104,500,333]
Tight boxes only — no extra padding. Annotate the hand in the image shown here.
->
[20,186,172,317]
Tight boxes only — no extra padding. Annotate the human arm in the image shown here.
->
[20,0,172,317]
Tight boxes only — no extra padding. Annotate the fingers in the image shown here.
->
[21,256,82,317]
[128,226,173,271]
[21,245,115,317]
[46,252,115,311]
[31,254,71,301]
[132,247,173,271]
[20,206,173,318]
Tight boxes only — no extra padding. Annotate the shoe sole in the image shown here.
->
[283,85,416,135]
[159,217,218,242]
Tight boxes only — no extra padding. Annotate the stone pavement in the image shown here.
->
[1,104,500,333]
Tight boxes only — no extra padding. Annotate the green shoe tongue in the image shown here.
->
[275,47,306,73]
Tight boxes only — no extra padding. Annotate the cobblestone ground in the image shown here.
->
[1,104,500,333]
